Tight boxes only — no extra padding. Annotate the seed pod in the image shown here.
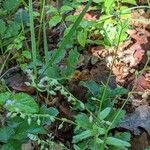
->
[142,92,148,99]
[89,114,93,123]
[6,112,12,117]
[37,117,41,125]
[80,102,85,109]
[27,116,31,125]
[20,113,25,119]
[58,122,63,129]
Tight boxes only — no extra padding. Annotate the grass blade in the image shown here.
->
[29,0,37,77]
[43,17,50,76]
[41,0,93,76]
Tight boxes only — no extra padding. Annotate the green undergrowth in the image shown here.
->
[0,0,149,149]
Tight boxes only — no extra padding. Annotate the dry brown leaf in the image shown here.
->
[118,105,150,135]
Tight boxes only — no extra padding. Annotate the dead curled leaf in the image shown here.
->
[6,73,35,94]
[134,72,150,92]
[127,29,150,44]
[118,105,150,135]
[90,26,150,84]
[127,72,150,108]
[131,131,150,150]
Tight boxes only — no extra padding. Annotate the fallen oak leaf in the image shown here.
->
[135,72,150,91]
[127,29,150,45]
[118,105,150,135]
[131,44,145,65]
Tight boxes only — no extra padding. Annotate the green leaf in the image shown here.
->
[65,15,78,22]
[43,0,92,73]
[110,109,126,128]
[0,19,7,36]
[4,22,20,38]
[13,121,46,140]
[49,15,62,27]
[2,140,21,150]
[77,29,87,47]
[106,137,131,147]
[3,0,20,12]
[48,6,58,14]
[0,127,15,143]
[40,106,59,116]
[0,92,11,106]
[75,113,92,129]
[122,0,137,5]
[60,5,73,14]
[63,48,79,77]
[104,0,115,14]
[50,49,66,65]
[116,132,131,142]
[115,20,129,44]
[22,50,31,59]
[94,125,105,135]
[73,144,82,150]
[15,9,29,25]
[80,80,100,96]
[4,93,39,114]
[93,0,104,3]
[111,86,128,97]
[46,65,60,78]
[7,117,24,128]
[76,0,88,2]
[73,130,94,143]
[98,107,111,120]
[40,105,59,125]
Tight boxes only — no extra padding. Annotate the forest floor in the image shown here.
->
[0,0,150,150]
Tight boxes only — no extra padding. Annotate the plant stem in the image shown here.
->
[43,17,50,76]
[99,19,126,112]
[102,53,150,149]
[29,0,37,78]
[37,0,46,51]
[40,0,93,77]
[0,52,11,76]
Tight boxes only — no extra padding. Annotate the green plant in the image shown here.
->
[0,1,93,149]
[29,0,37,77]
[24,68,131,150]
[145,146,150,150]
[0,0,30,75]
[48,5,73,28]
[0,0,149,149]
[0,92,59,149]
[71,81,131,150]
[63,0,140,49]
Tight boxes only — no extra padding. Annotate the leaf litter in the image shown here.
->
[1,1,150,149]
[86,6,150,149]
